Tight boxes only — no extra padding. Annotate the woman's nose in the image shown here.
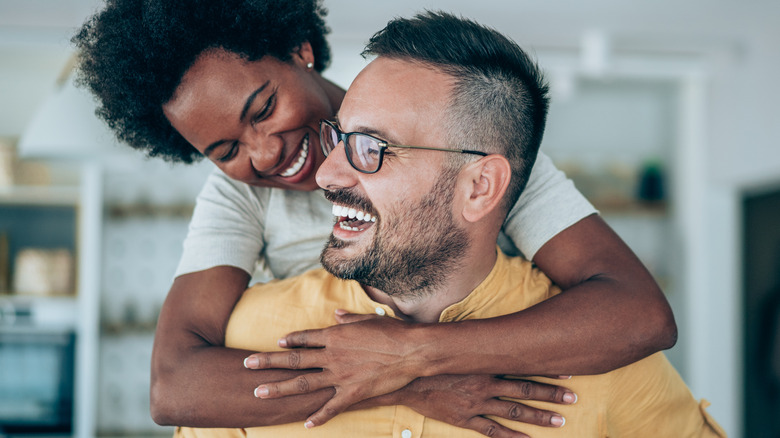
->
[316,142,357,190]
[243,130,284,173]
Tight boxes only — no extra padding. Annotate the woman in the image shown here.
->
[73,0,676,435]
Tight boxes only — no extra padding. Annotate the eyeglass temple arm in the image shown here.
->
[381,142,488,156]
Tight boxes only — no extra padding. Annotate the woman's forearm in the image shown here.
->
[415,214,676,377]
[150,266,334,427]
[151,344,334,427]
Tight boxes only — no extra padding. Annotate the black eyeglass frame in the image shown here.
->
[319,119,488,174]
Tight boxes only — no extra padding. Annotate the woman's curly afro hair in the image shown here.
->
[72,0,331,163]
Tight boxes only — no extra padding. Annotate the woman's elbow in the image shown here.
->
[641,285,678,352]
[655,303,678,351]
[150,378,178,426]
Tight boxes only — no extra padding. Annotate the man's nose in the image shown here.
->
[316,142,357,190]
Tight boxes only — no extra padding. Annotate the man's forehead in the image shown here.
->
[338,57,452,138]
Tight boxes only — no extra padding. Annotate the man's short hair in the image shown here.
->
[72,0,331,163]
[363,11,550,210]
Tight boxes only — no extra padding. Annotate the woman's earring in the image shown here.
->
[306,62,314,70]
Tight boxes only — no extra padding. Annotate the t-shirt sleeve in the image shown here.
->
[174,169,266,278]
[501,151,598,260]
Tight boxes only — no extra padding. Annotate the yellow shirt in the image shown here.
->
[176,251,726,438]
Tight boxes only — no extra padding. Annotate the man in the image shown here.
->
[177,11,724,438]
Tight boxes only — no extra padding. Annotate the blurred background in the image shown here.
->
[1,0,778,437]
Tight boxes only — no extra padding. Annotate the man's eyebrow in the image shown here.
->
[333,114,392,140]
[202,81,271,157]
[239,81,270,122]
[352,124,394,143]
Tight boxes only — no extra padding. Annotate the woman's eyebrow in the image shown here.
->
[203,139,230,157]
[239,80,270,122]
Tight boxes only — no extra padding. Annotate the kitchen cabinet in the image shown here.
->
[0,164,101,437]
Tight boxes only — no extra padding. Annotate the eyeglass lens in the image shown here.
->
[321,121,382,173]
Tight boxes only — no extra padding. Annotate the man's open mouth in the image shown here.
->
[331,203,377,232]
[279,134,309,178]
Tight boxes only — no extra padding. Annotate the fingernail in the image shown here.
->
[244,356,259,368]
[304,420,314,429]
[335,308,347,315]
[254,386,269,398]
[563,392,577,404]
[551,415,565,427]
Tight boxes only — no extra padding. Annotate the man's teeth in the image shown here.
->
[280,135,309,177]
[331,204,376,231]
[331,204,376,222]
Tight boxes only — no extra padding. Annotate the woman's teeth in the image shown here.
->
[279,135,309,177]
[331,203,376,231]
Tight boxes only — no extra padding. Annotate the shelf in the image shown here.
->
[593,199,669,217]
[106,203,194,219]
[0,293,78,330]
[0,184,80,206]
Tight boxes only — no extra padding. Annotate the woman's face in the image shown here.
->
[163,45,338,190]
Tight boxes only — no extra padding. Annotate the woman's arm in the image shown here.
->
[428,213,676,375]
[149,266,336,427]
[524,213,677,368]
[150,265,571,435]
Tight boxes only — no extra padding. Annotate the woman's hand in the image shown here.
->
[389,374,572,438]
[243,311,577,429]
[244,311,422,426]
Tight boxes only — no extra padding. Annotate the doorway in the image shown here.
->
[743,187,780,438]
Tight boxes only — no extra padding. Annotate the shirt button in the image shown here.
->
[401,429,412,438]
[375,307,386,316]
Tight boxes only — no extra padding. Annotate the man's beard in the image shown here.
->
[320,168,469,300]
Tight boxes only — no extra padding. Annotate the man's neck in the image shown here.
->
[361,247,498,323]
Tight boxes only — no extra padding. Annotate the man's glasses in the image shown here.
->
[319,119,487,174]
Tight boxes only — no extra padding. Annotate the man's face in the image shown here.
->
[316,57,469,296]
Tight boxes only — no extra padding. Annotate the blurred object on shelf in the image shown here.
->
[14,160,52,186]
[13,248,74,296]
[638,160,665,202]
[557,159,660,211]
[0,232,8,293]
[0,138,15,188]
[101,298,159,334]
[106,202,195,219]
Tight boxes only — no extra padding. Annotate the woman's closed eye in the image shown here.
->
[252,91,277,126]
[218,90,277,163]
[217,141,239,163]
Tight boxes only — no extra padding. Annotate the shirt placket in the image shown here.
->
[392,406,425,438]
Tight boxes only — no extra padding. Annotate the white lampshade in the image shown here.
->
[17,73,129,160]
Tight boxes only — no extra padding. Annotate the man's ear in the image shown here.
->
[292,41,315,69]
[457,155,512,223]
